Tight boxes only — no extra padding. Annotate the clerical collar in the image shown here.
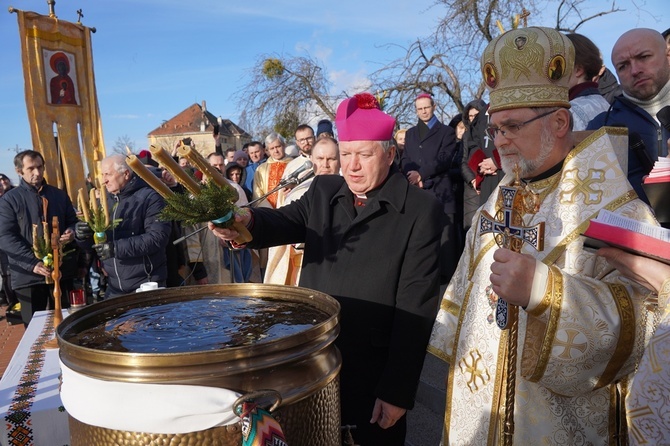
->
[522,159,564,183]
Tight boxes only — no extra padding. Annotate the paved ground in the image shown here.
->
[406,353,448,446]
[0,304,25,378]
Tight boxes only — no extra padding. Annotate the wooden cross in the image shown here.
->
[479,170,544,329]
[519,8,531,28]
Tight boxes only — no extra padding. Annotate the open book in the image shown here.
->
[582,209,670,264]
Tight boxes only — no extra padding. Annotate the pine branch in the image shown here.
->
[159,183,238,226]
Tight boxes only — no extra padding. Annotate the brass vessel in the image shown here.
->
[58,284,341,446]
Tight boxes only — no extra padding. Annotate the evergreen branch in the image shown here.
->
[159,183,238,226]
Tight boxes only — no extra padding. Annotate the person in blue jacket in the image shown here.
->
[587,28,670,203]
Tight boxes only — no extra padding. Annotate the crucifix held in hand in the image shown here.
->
[479,166,545,329]
[478,165,544,446]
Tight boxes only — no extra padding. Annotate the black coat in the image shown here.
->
[401,120,457,214]
[247,169,442,437]
[0,179,79,290]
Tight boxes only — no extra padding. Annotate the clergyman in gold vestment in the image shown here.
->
[429,27,660,445]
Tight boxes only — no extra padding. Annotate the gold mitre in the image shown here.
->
[481,26,575,113]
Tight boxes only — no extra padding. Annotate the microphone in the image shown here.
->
[282,160,314,185]
[629,132,654,173]
[657,106,670,133]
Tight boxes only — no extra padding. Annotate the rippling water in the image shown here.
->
[64,297,328,353]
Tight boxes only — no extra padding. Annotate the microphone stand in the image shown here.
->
[245,170,315,208]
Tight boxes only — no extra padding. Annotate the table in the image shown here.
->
[0,310,70,446]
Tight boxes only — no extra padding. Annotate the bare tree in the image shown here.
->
[235,54,341,132]
[374,0,624,127]
[111,135,136,155]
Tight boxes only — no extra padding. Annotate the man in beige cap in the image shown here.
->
[429,26,659,445]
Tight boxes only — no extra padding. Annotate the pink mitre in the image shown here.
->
[335,93,396,141]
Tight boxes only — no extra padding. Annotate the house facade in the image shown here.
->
[147,101,251,157]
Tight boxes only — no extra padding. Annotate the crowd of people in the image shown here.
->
[0,24,669,446]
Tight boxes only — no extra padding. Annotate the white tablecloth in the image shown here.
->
[0,310,69,446]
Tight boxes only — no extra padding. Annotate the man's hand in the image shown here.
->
[33,261,51,277]
[93,242,114,260]
[370,399,406,429]
[489,248,536,307]
[60,228,75,244]
[406,170,421,185]
[208,212,252,242]
[598,247,670,294]
[479,157,498,175]
[75,221,93,240]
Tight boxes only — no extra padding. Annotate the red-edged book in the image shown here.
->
[582,209,670,265]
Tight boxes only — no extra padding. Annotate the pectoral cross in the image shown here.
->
[479,166,544,329]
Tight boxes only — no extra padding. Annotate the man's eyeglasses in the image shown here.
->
[486,109,557,140]
[297,136,315,144]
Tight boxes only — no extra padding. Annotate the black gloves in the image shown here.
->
[93,242,114,260]
[75,221,93,240]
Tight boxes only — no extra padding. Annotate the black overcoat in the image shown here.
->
[401,120,457,215]
[248,169,442,442]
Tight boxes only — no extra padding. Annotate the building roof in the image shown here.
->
[147,101,250,138]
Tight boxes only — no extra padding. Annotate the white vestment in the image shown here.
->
[429,128,660,445]
[627,278,670,445]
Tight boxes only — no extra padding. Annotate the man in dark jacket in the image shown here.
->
[0,150,80,325]
[77,154,171,297]
[587,28,670,203]
[401,93,458,284]
[209,93,442,446]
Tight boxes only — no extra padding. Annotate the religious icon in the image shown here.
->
[548,55,566,81]
[514,35,527,50]
[484,63,498,88]
[44,50,79,105]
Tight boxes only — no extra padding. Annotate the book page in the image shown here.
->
[596,209,670,242]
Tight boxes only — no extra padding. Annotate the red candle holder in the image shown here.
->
[69,289,86,309]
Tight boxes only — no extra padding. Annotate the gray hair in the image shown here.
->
[264,132,285,147]
[379,139,396,153]
[103,154,130,174]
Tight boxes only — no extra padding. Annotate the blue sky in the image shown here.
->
[0,0,666,183]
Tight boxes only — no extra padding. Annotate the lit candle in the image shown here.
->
[126,154,175,199]
[77,188,91,222]
[149,145,201,195]
[99,178,110,227]
[89,188,98,214]
[177,145,231,191]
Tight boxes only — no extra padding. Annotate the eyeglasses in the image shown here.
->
[486,109,557,140]
[297,136,315,144]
